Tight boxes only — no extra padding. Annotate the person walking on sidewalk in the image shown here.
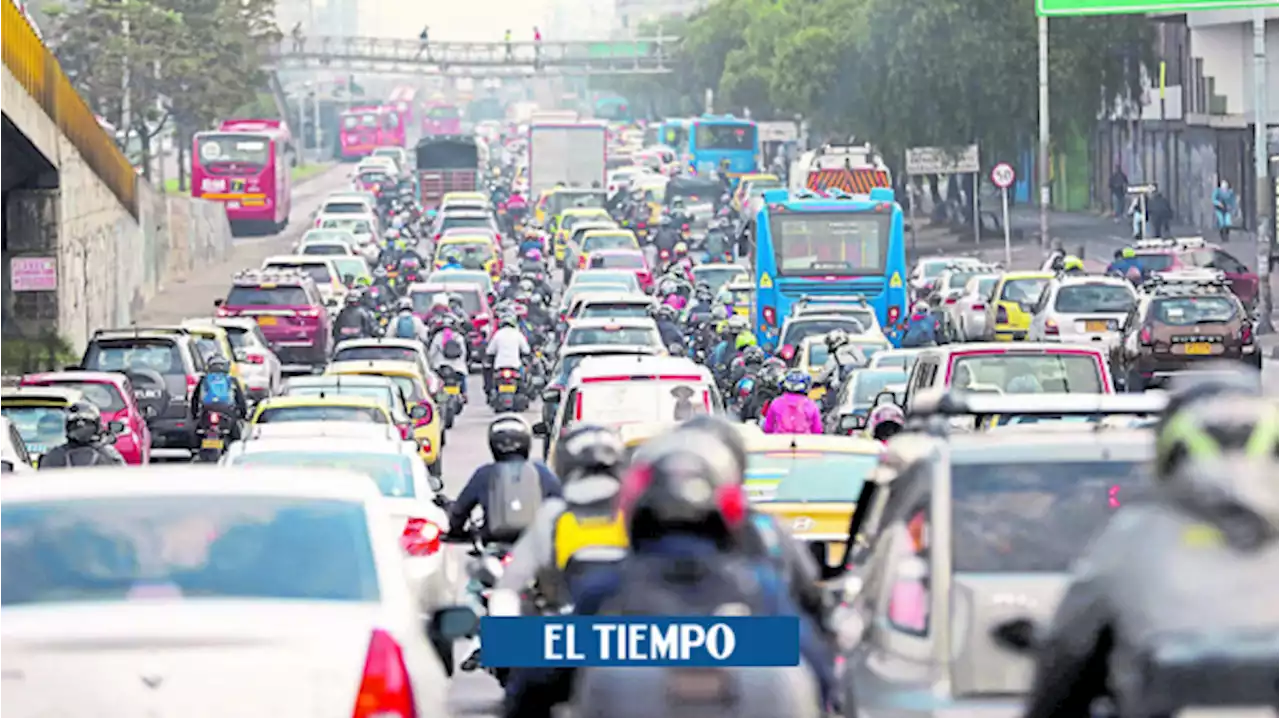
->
[1147,185,1174,239]
[1108,166,1128,220]
[1212,179,1237,243]
[532,26,542,69]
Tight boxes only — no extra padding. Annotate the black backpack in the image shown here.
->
[441,333,464,359]
[484,461,545,543]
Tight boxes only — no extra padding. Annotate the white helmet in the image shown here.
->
[431,292,449,307]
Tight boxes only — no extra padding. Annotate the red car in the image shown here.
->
[20,371,152,465]
[1130,237,1259,307]
[586,249,653,292]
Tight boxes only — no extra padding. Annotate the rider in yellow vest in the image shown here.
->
[492,423,629,612]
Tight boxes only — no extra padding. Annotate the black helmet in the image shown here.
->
[620,435,746,548]
[488,413,532,461]
[65,400,103,445]
[206,354,231,374]
[553,423,625,483]
[1154,363,1262,479]
[673,415,747,484]
[742,345,765,365]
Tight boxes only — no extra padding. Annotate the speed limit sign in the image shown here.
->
[990,162,1016,189]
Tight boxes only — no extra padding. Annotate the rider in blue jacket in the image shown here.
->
[901,301,941,348]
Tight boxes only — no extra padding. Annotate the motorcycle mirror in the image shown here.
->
[428,605,480,642]
[873,390,899,408]
[428,475,444,493]
[541,388,561,403]
[531,421,548,436]
[107,420,126,434]
[212,298,224,308]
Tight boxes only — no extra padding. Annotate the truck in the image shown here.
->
[527,121,608,199]
[790,142,891,195]
[415,135,479,211]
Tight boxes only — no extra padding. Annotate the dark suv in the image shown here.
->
[80,328,207,450]
[1110,274,1259,391]
[217,270,331,369]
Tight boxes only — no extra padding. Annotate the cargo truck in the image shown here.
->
[527,121,608,200]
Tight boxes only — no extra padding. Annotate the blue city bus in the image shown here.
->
[655,117,690,150]
[686,114,759,180]
[750,187,909,349]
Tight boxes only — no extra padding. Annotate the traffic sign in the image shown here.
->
[905,145,980,176]
[990,162,1016,189]
[1037,0,1272,16]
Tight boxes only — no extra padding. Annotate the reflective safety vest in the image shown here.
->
[553,507,629,570]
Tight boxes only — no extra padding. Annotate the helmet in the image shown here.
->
[711,305,729,321]
[727,315,749,334]
[448,293,465,310]
[657,305,676,321]
[1154,364,1266,480]
[344,293,361,306]
[619,433,747,547]
[385,228,401,240]
[761,356,787,374]
[518,278,535,292]
[503,267,520,280]
[912,300,929,314]
[501,314,519,328]
[673,241,689,256]
[1121,246,1137,259]
[780,369,811,394]
[355,276,371,287]
[206,354,231,374]
[374,266,388,279]
[671,197,685,209]
[65,400,103,445]
[825,329,849,350]
[742,345,765,364]
[673,416,748,482]
[866,404,905,441]
[488,413,532,461]
[1063,255,1085,271]
[553,423,626,483]
[734,332,756,350]
[398,296,414,312]
[525,248,543,263]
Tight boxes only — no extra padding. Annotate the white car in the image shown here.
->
[789,296,885,339]
[261,255,348,309]
[866,348,922,375]
[323,191,377,214]
[299,239,359,258]
[909,255,983,299]
[370,146,408,175]
[945,273,1003,342]
[0,416,35,474]
[187,316,282,401]
[1026,275,1139,347]
[356,156,400,178]
[315,213,380,263]
[563,317,665,353]
[0,466,467,714]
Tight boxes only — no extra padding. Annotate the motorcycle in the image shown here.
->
[491,367,525,412]
[195,409,235,462]
[437,365,465,429]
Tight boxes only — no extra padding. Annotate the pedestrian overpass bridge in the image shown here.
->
[2,0,232,356]
[262,36,679,75]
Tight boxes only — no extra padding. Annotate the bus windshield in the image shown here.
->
[197,134,270,165]
[427,105,460,119]
[768,211,891,276]
[695,123,756,151]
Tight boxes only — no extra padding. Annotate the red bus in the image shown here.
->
[379,104,406,148]
[338,106,385,159]
[192,119,293,234]
[422,101,462,136]
[389,86,417,146]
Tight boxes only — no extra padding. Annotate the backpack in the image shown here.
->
[598,551,773,617]
[200,372,234,407]
[902,317,937,346]
[441,331,463,359]
[394,313,417,339]
[772,397,813,434]
[485,461,545,543]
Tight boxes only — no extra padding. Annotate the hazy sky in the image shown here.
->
[362,0,555,41]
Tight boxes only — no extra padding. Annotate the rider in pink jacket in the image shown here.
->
[762,370,824,434]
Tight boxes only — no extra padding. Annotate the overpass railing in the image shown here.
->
[2,0,137,217]
[264,36,680,73]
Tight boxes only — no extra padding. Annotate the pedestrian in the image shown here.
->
[1147,184,1174,239]
[416,25,430,60]
[1212,178,1236,243]
[290,22,304,53]
[1108,164,1128,219]
[504,28,513,61]
[532,26,542,69]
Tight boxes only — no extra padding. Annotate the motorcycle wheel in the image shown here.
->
[196,448,222,463]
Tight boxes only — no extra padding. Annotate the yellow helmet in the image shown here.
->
[1063,255,1085,271]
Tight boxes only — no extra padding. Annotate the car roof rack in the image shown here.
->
[1134,236,1207,250]
[915,391,1167,419]
[1141,269,1231,294]
[232,268,311,285]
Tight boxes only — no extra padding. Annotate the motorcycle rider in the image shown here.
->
[446,415,563,544]
[902,301,941,348]
[729,342,766,389]
[1061,254,1087,275]
[485,314,531,397]
[816,329,869,393]
[37,401,126,468]
[762,370,824,435]
[680,281,716,322]
[332,291,378,342]
[428,313,469,398]
[190,354,247,442]
[711,315,750,377]
[390,296,429,344]
[653,304,683,350]
[1020,373,1276,718]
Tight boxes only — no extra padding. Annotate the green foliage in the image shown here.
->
[1,334,77,375]
[613,0,1154,165]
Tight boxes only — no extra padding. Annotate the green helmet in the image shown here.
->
[734,332,757,350]
[1121,246,1136,259]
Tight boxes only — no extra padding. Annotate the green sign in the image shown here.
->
[586,42,654,59]
[1038,0,1273,15]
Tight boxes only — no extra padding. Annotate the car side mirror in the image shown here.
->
[541,388,561,403]
[990,617,1038,654]
[427,605,480,641]
[837,414,864,434]
[213,298,224,308]
[428,475,444,493]
[531,421,548,437]
[107,420,126,434]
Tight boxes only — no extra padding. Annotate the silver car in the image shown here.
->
[1026,274,1138,348]
[945,273,1001,342]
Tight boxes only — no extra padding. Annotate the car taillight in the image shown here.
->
[352,629,416,718]
[659,249,670,259]
[1139,326,1153,345]
[185,374,199,399]
[215,306,233,317]
[414,403,434,426]
[578,255,588,269]
[243,354,265,365]
[298,308,322,318]
[398,423,411,440]
[574,391,583,421]
[996,306,1009,324]
[401,517,442,556]
[887,305,901,325]
[1045,319,1059,336]
[762,306,776,327]
[971,302,985,311]
[209,412,220,425]
[944,296,957,305]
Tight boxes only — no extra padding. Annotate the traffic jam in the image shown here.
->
[2,106,1275,718]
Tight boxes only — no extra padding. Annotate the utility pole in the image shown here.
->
[1037,16,1051,247]
[1252,8,1274,334]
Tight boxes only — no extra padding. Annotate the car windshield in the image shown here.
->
[1000,277,1050,303]
[871,351,918,372]
[34,381,125,413]
[440,216,492,232]
[321,219,373,234]
[332,258,371,282]
[323,202,367,214]
[436,243,494,268]
[583,235,638,252]
[946,271,982,290]
[693,267,746,291]
[283,385,396,412]
[567,327,657,347]
[1,496,380,605]
[573,273,638,291]
[425,273,492,293]
[85,340,184,375]
[256,406,387,424]
[579,303,651,319]
[950,352,1104,394]
[548,191,606,216]
[232,452,415,498]
[974,276,999,298]
[1055,283,1136,313]
[226,285,311,307]
[770,212,891,276]
[745,451,878,500]
[1154,296,1237,325]
[952,459,1146,572]
[852,370,907,404]
[223,327,251,349]
[562,213,611,232]
[590,253,645,269]
[265,263,333,287]
[333,347,419,364]
[1,405,67,454]
[574,381,712,427]
[303,230,357,245]
[1133,253,1175,273]
[780,318,865,348]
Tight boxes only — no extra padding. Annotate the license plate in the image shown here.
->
[257,316,277,326]
[200,438,224,450]
[1085,320,1109,332]
[809,387,826,400]
[1185,342,1213,355]
[498,384,517,393]
[666,669,730,703]
[445,386,461,395]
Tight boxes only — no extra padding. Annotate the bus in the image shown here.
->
[749,187,908,349]
[192,119,294,234]
[388,86,418,146]
[655,118,689,152]
[686,114,759,180]
[422,101,462,136]
[338,106,384,160]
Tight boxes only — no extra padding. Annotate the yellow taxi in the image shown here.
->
[550,207,614,264]
[167,323,248,390]
[433,235,501,281]
[326,359,444,476]
[250,395,394,426]
[722,278,755,318]
[618,421,763,464]
[988,271,1053,342]
[534,187,608,228]
[0,386,87,466]
[796,333,893,402]
[731,173,781,214]
[441,191,488,210]
[745,434,882,565]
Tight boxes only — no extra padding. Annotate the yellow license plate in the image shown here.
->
[445,386,461,395]
[256,316,277,326]
[498,384,517,393]
[808,387,826,400]
[1086,320,1109,332]
[201,438,224,450]
[1185,342,1213,355]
